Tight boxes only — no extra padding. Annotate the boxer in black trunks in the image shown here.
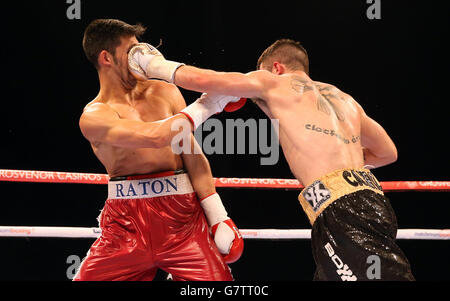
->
[128,39,415,281]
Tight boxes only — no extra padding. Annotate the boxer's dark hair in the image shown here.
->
[257,39,309,75]
[83,19,146,69]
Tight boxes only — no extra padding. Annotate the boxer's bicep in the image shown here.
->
[79,105,116,143]
[80,104,180,148]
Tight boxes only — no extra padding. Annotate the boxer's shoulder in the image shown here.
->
[141,79,177,94]
[314,81,350,98]
[247,70,279,86]
[142,80,187,113]
[82,101,116,116]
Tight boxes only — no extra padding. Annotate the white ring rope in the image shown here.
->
[0,227,448,240]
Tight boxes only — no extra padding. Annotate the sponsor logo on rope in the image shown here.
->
[217,178,300,187]
[418,181,450,188]
[414,230,450,238]
[0,228,33,235]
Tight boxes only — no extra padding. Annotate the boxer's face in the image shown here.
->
[111,35,139,90]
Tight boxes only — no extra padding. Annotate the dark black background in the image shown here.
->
[0,0,449,281]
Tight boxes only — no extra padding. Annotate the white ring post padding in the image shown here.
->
[0,227,449,240]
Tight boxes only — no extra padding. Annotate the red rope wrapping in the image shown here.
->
[0,169,449,192]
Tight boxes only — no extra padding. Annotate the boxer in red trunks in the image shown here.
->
[74,19,243,281]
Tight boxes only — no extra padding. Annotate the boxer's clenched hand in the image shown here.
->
[180,93,246,130]
[200,193,244,264]
[128,43,184,83]
[211,219,244,264]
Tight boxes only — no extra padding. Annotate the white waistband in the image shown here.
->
[108,173,194,200]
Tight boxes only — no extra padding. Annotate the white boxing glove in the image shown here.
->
[128,43,185,83]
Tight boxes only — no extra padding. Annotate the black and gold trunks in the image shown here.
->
[298,168,383,225]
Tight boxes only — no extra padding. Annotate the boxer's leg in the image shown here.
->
[311,216,343,281]
[160,212,233,281]
[74,246,157,281]
[311,191,414,281]
[74,199,155,281]
[153,194,233,281]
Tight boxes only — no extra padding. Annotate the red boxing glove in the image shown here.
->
[200,193,244,264]
[224,98,247,112]
[211,219,244,264]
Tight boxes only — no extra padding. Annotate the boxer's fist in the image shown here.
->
[224,97,247,112]
[181,93,246,130]
[197,93,242,114]
[128,43,184,83]
[211,219,244,264]
[200,193,244,263]
[128,43,163,80]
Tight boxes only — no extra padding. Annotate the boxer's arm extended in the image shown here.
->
[128,43,273,99]
[79,103,192,148]
[358,105,398,168]
[174,66,273,100]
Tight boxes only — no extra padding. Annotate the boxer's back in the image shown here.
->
[262,73,364,186]
[82,81,183,178]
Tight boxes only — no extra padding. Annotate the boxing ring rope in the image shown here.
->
[1,169,449,191]
[1,169,449,240]
[0,226,449,240]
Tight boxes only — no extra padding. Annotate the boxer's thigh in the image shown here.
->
[74,200,155,281]
[156,210,233,281]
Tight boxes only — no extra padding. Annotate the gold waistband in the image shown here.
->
[298,168,384,225]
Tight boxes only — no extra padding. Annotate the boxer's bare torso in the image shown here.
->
[253,72,364,186]
[80,81,183,178]
[173,65,396,187]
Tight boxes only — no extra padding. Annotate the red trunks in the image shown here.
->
[74,171,232,281]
